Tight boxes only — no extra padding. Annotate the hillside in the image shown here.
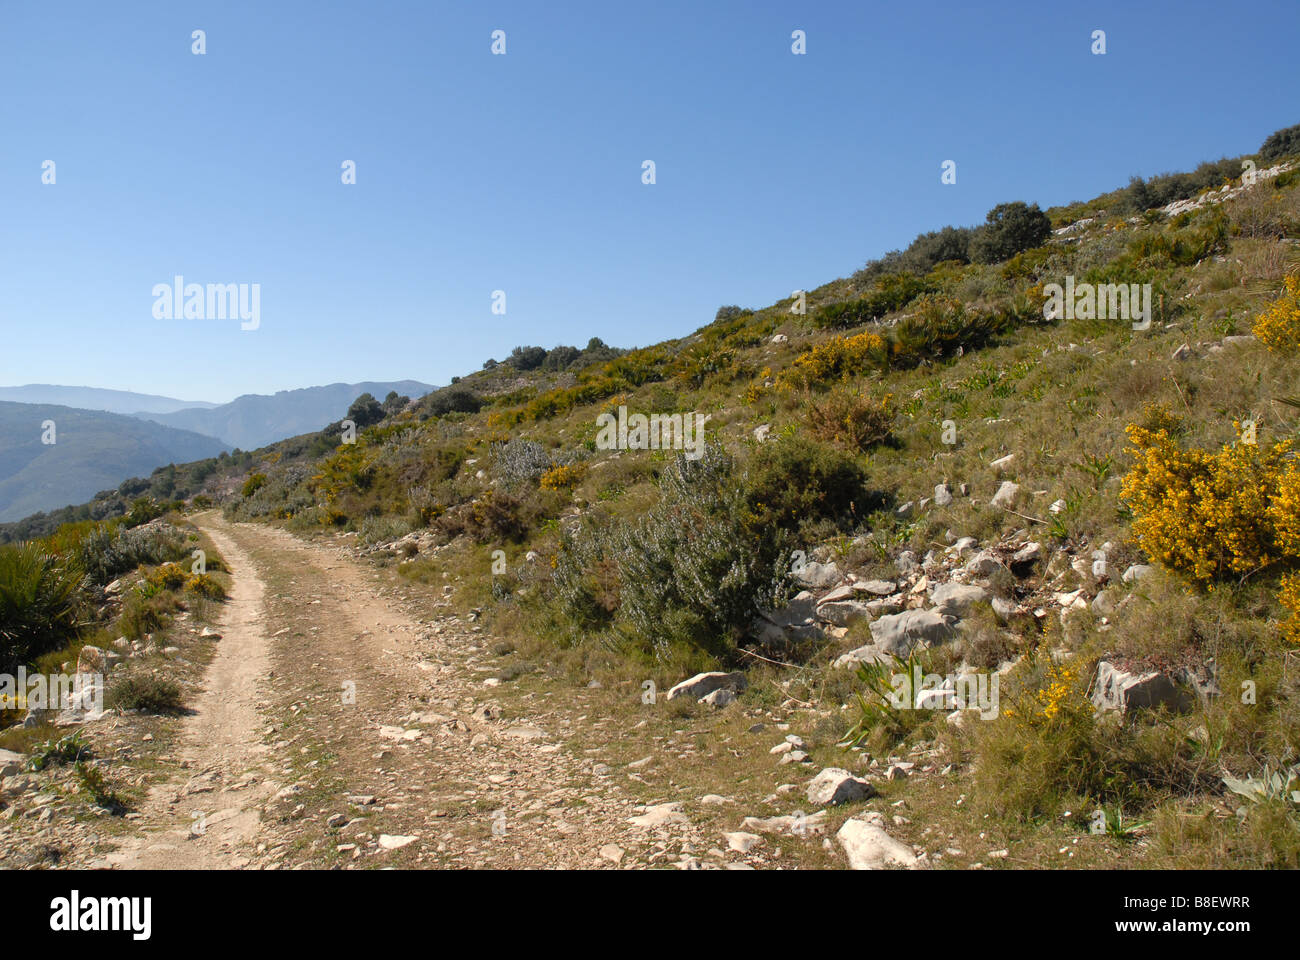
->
[137,380,437,450]
[4,123,1300,871]
[0,402,229,521]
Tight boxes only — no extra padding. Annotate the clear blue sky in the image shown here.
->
[2,0,1296,403]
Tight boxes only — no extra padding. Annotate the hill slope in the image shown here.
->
[138,380,436,449]
[0,402,229,521]
[6,122,1300,869]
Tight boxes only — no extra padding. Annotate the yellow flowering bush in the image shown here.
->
[140,563,187,594]
[1122,424,1300,642]
[1252,274,1300,354]
[778,331,887,390]
[539,462,587,491]
[1003,659,1078,726]
[184,573,226,600]
[1280,574,1300,644]
[1120,425,1294,583]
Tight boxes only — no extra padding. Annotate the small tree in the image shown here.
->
[381,390,409,415]
[969,202,1052,264]
[507,345,547,370]
[346,392,385,428]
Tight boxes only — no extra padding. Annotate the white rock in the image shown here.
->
[1122,564,1153,583]
[700,688,737,708]
[806,768,876,806]
[665,671,748,702]
[929,582,988,618]
[990,481,1020,509]
[836,819,919,869]
[628,802,688,828]
[724,831,764,853]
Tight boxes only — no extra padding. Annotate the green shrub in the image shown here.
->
[117,591,181,641]
[28,731,91,771]
[73,522,187,585]
[553,444,792,660]
[107,672,185,713]
[742,435,872,531]
[812,273,933,329]
[424,385,484,416]
[892,295,1003,366]
[1259,122,1300,162]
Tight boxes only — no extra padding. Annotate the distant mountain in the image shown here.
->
[137,380,436,449]
[0,384,217,416]
[0,402,230,522]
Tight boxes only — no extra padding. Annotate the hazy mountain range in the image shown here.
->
[0,380,435,521]
[135,381,436,449]
[0,402,229,521]
[0,384,218,416]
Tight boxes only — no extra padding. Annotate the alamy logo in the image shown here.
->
[50,890,151,940]
[0,668,103,715]
[887,665,999,720]
[1042,276,1151,330]
[151,275,260,329]
[595,405,708,460]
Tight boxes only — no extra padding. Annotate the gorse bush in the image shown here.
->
[138,563,187,598]
[742,435,872,531]
[779,332,887,390]
[1121,424,1300,645]
[970,651,1204,820]
[183,573,226,600]
[1120,425,1298,584]
[0,544,84,675]
[437,489,532,544]
[539,462,587,491]
[1253,274,1300,354]
[807,390,895,453]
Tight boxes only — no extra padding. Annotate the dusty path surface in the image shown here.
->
[106,520,275,868]
[104,515,685,869]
